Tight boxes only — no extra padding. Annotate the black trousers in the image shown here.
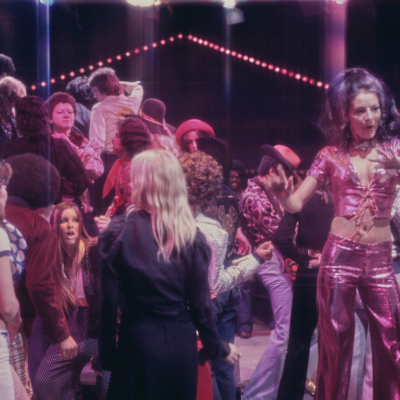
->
[277,268,319,400]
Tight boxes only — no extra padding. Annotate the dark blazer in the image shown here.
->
[98,210,229,399]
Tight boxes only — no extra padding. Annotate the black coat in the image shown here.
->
[98,210,229,400]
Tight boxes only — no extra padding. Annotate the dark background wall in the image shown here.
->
[1,0,399,169]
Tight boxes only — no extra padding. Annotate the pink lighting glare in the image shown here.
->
[35,34,327,92]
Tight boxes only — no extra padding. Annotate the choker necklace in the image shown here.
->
[352,137,378,152]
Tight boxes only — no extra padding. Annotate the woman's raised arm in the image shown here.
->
[272,165,320,213]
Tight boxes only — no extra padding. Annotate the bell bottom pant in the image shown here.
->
[242,250,292,400]
[316,234,400,400]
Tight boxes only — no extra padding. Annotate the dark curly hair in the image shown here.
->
[46,92,77,120]
[0,54,15,77]
[66,76,95,108]
[15,95,50,137]
[320,68,400,148]
[88,67,123,96]
[119,117,153,158]
[179,151,223,216]
[6,153,60,209]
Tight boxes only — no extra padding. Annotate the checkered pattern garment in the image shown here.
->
[9,331,32,398]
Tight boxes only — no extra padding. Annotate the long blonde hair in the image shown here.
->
[130,149,197,262]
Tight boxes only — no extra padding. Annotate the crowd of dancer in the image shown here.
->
[1,51,400,400]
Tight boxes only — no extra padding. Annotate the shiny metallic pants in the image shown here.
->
[316,234,400,400]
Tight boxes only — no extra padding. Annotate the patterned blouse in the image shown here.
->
[240,176,283,247]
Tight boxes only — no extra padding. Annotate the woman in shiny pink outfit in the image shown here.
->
[273,68,400,400]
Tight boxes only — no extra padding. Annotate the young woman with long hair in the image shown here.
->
[272,68,400,400]
[32,202,110,400]
[96,149,239,400]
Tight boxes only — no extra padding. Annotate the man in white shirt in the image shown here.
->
[88,67,143,215]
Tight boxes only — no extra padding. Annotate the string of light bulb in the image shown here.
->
[28,33,329,92]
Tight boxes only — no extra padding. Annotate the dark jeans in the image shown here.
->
[277,268,319,400]
[211,288,240,400]
[236,280,253,334]
[28,315,50,385]
[90,152,118,217]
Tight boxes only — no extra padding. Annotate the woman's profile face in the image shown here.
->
[59,208,80,250]
[51,103,75,133]
[185,130,199,153]
[347,91,381,144]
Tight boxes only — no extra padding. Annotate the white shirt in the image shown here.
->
[89,81,143,152]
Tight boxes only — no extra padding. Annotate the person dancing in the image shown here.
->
[33,202,110,400]
[272,68,400,400]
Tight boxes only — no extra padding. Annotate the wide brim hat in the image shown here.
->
[175,119,215,146]
[137,98,176,136]
[261,144,301,173]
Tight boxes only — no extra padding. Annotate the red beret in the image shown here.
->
[175,119,215,146]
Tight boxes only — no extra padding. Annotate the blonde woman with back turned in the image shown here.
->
[95,149,239,400]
